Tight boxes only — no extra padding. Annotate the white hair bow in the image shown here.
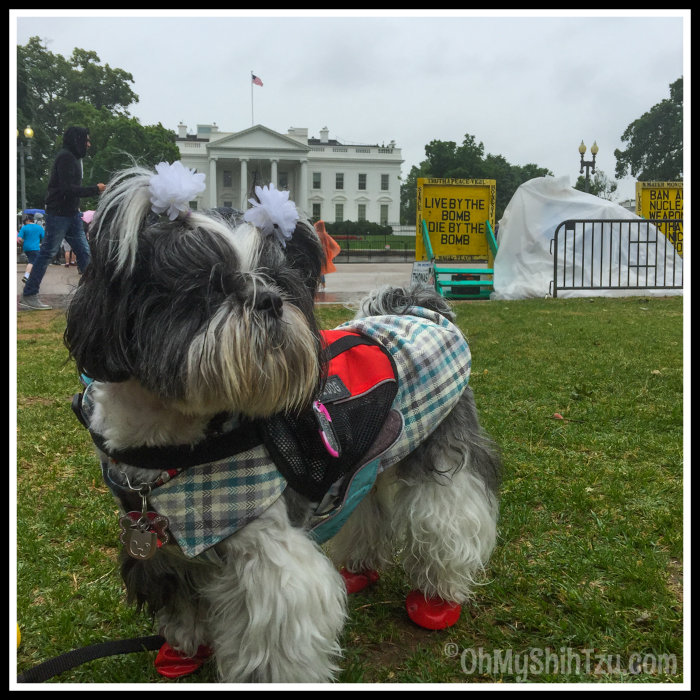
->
[148,161,206,221]
[243,183,299,246]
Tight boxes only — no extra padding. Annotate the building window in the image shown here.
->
[189,201,198,210]
[335,203,344,222]
[223,170,232,188]
[358,174,367,190]
[381,174,390,191]
[312,172,321,189]
[279,172,288,189]
[380,204,389,224]
[336,173,344,190]
[223,201,232,208]
[358,204,366,221]
[312,203,321,220]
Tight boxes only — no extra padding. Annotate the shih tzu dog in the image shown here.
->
[65,162,501,683]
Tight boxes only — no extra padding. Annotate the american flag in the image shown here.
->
[252,74,263,87]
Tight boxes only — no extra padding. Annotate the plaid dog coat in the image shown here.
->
[79,307,471,564]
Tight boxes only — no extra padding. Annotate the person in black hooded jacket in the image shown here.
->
[20,126,106,310]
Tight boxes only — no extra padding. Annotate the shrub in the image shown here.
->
[325,220,393,239]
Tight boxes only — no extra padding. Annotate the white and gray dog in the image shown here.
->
[64,164,501,683]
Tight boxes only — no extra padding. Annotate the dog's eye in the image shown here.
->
[273,224,279,229]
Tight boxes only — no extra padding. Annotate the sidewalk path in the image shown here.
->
[17,262,414,310]
[16,263,81,310]
[316,263,412,304]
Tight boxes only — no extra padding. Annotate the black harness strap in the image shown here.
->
[17,635,166,683]
[72,386,265,472]
[323,333,378,359]
[88,420,264,472]
[71,392,89,429]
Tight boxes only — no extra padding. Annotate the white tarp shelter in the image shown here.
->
[492,175,683,299]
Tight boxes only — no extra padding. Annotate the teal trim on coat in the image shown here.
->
[309,457,381,544]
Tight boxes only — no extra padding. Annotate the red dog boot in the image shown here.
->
[405,589,461,630]
[340,567,380,594]
[154,642,213,678]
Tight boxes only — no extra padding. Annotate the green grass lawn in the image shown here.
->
[16,296,683,683]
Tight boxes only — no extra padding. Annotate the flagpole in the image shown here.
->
[251,71,254,127]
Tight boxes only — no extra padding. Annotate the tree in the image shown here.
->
[17,38,137,143]
[400,134,552,224]
[614,77,683,181]
[16,37,179,210]
[65,48,138,113]
[400,163,429,226]
[17,38,73,208]
[573,169,619,201]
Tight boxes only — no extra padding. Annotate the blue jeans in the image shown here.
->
[24,250,39,265]
[23,213,90,297]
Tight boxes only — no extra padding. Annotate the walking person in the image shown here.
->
[20,127,105,310]
[62,239,77,267]
[17,214,44,285]
[314,220,341,291]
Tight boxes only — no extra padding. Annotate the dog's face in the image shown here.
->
[65,167,325,418]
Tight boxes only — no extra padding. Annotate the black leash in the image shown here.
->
[17,634,165,683]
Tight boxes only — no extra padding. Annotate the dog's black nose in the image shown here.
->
[255,290,284,318]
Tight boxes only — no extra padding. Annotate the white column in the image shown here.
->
[208,157,218,208]
[240,158,249,210]
[299,159,308,214]
[270,158,279,188]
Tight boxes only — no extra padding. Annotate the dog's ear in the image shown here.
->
[64,165,156,383]
[90,165,156,276]
[284,219,325,296]
[64,258,136,383]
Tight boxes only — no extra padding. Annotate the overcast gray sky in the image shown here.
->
[14,12,685,203]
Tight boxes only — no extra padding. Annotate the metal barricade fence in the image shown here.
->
[549,219,683,298]
[331,234,416,263]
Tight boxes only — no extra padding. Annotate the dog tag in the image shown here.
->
[120,518,158,560]
[313,400,341,458]
[118,484,170,560]
[119,512,170,560]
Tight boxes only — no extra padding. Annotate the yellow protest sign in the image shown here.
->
[636,181,683,257]
[416,178,496,261]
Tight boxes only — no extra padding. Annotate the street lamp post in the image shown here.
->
[578,140,598,194]
[17,125,34,212]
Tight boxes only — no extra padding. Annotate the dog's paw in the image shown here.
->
[158,608,210,659]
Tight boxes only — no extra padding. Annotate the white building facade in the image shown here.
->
[176,123,403,224]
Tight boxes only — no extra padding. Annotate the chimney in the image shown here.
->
[320,126,329,144]
[178,122,187,139]
[287,127,309,144]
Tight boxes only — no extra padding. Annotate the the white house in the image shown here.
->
[618,198,635,213]
[175,123,403,224]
